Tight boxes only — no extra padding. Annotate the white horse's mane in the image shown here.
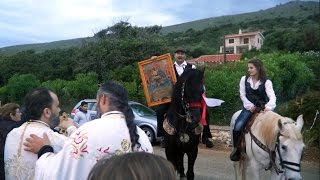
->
[251,111,303,149]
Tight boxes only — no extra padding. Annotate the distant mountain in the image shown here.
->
[0,1,318,55]
[0,37,96,55]
[162,1,319,34]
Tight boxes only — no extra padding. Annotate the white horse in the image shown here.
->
[230,110,305,180]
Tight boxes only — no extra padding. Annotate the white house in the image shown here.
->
[220,29,265,54]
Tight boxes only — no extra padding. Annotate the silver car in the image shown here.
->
[70,99,159,142]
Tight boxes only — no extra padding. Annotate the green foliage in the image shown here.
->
[277,91,320,147]
[121,81,146,104]
[259,53,315,102]
[41,73,99,111]
[66,73,98,100]
[0,74,40,104]
[299,51,320,90]
[262,24,320,52]
[0,48,77,85]
[204,62,245,125]
[105,64,139,83]
[74,23,169,81]
[41,79,70,110]
[0,50,39,85]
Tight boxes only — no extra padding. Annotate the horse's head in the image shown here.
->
[277,115,305,180]
[169,69,205,130]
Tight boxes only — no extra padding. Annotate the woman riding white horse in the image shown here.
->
[230,111,305,180]
[230,58,276,161]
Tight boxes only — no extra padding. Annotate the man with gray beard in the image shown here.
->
[4,88,74,180]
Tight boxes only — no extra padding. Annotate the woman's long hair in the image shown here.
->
[0,103,20,120]
[247,58,267,82]
[98,81,140,150]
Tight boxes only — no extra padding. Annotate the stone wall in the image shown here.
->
[209,125,231,146]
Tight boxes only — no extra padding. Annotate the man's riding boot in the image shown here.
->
[230,130,241,161]
[205,139,214,148]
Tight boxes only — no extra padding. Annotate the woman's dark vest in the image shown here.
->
[174,63,193,80]
[245,76,269,108]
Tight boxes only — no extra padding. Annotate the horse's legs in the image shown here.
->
[164,136,178,171]
[185,146,198,180]
[176,151,185,177]
[245,160,260,180]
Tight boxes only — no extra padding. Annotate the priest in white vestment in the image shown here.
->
[4,88,75,180]
[24,81,153,180]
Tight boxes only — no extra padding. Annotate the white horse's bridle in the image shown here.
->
[249,130,302,174]
[275,133,302,173]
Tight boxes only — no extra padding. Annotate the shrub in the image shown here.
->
[204,62,245,125]
[2,74,40,104]
[277,91,320,147]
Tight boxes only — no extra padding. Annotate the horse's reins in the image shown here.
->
[249,129,301,174]
[178,81,202,143]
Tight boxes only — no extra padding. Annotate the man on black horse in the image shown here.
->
[156,47,213,148]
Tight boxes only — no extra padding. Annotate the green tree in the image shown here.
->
[3,74,40,104]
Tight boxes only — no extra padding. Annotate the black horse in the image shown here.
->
[163,69,205,180]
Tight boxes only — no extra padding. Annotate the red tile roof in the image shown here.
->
[187,54,241,64]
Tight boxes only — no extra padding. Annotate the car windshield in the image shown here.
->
[130,104,156,117]
[90,102,97,111]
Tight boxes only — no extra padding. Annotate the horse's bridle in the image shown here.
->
[180,81,202,123]
[275,133,302,173]
[249,130,302,175]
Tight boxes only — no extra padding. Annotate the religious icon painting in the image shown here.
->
[138,53,176,107]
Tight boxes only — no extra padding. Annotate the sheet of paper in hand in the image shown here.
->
[203,97,225,107]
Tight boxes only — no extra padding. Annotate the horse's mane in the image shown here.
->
[252,111,302,149]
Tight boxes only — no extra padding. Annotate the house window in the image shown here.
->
[244,38,249,44]
[229,39,234,44]
[257,38,260,44]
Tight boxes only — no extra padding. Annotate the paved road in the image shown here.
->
[153,145,320,180]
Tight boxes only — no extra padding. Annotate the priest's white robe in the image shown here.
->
[34,111,153,180]
[4,121,69,180]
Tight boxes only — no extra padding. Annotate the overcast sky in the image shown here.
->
[0,0,317,48]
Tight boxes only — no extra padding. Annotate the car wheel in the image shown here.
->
[141,126,155,143]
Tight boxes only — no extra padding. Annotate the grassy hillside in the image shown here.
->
[162,1,319,34]
[0,1,318,55]
[0,37,96,55]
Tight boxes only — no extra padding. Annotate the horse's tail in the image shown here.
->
[238,153,246,180]
[237,134,247,180]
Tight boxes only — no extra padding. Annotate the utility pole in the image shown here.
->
[223,35,227,64]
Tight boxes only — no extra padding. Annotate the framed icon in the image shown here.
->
[138,53,176,107]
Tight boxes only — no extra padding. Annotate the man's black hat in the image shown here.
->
[175,47,186,53]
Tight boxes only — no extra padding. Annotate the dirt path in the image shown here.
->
[153,143,320,180]
[205,141,320,163]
